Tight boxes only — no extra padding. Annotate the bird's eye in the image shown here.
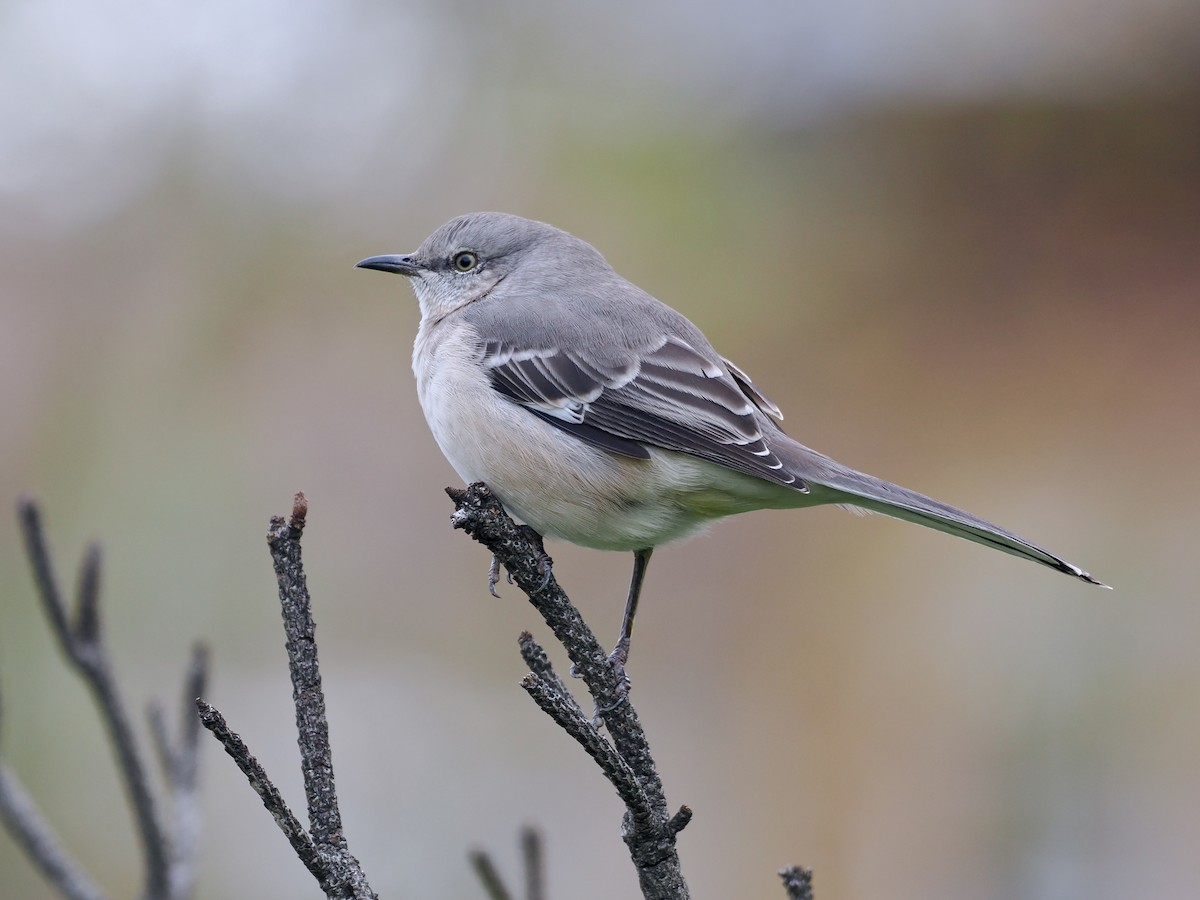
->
[451,251,478,272]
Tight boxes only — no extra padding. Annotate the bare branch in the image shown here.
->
[520,826,544,900]
[156,644,209,899]
[15,498,171,898]
[0,760,108,900]
[73,543,103,649]
[16,497,71,649]
[520,673,654,822]
[469,828,545,900]
[665,806,692,838]
[195,700,322,881]
[6,497,206,899]
[517,631,586,723]
[200,493,376,899]
[469,848,514,900]
[446,483,690,899]
[264,496,343,843]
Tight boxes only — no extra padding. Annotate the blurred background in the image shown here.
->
[1,0,1197,897]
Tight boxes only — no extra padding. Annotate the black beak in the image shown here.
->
[355,254,423,276]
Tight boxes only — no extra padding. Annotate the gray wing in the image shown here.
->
[481,334,808,491]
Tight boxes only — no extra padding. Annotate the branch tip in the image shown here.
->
[16,497,39,534]
[73,543,103,644]
[517,633,560,682]
[187,642,210,690]
[17,496,70,643]
[266,515,286,544]
[468,848,514,900]
[184,644,211,738]
[779,865,814,900]
[290,492,308,532]
[520,826,545,900]
[667,805,693,836]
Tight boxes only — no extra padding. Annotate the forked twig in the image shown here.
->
[448,483,812,899]
[1,497,207,900]
[197,494,376,900]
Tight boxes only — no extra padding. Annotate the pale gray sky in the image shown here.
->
[1,0,1194,228]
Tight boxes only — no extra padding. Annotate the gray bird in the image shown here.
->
[358,212,1106,669]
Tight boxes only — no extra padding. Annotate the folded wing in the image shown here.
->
[481,335,808,490]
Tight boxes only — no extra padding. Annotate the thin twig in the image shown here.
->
[520,673,654,822]
[469,848,514,900]
[447,486,668,805]
[195,700,323,882]
[16,498,172,898]
[201,494,377,900]
[520,826,544,900]
[0,760,109,900]
[469,828,544,900]
[517,632,586,723]
[266,495,343,847]
[153,644,209,899]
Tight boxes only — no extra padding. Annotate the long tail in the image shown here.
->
[804,460,1108,587]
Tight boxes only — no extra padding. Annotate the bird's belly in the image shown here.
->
[422,381,701,549]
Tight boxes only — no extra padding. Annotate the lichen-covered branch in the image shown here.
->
[447,483,816,899]
[779,865,814,900]
[447,483,691,899]
[197,494,376,900]
[195,700,322,881]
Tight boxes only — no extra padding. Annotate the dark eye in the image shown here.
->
[451,251,478,272]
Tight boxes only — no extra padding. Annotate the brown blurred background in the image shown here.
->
[1,0,1198,897]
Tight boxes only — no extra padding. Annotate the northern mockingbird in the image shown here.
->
[358,212,1106,668]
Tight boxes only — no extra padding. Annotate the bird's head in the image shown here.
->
[357,212,610,321]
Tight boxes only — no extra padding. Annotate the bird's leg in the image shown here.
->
[592,548,654,722]
[487,525,553,597]
[608,547,654,680]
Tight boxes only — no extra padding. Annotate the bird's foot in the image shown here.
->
[516,524,554,591]
[590,642,632,725]
[486,555,509,598]
[486,526,553,597]
[607,639,632,696]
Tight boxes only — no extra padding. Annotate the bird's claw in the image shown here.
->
[533,553,553,590]
[515,525,554,592]
[609,643,632,693]
[487,555,503,598]
[486,540,551,598]
[591,650,632,725]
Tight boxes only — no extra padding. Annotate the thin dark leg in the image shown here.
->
[610,547,653,671]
